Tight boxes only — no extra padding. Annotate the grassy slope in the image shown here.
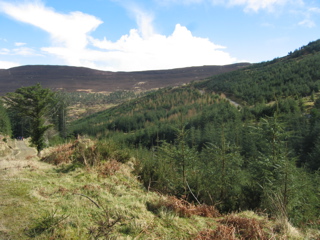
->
[1,140,319,239]
[0,141,217,239]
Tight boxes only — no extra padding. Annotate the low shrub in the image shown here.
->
[42,139,131,167]
[41,142,75,165]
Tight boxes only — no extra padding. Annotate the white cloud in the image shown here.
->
[295,6,320,28]
[0,48,10,54]
[40,23,237,71]
[0,1,237,71]
[0,1,102,50]
[131,7,155,39]
[0,60,20,69]
[299,18,315,28]
[0,46,41,56]
[309,7,320,13]
[225,0,296,12]
[156,0,203,5]
[157,0,304,12]
[87,24,237,71]
[13,47,41,56]
[14,42,26,47]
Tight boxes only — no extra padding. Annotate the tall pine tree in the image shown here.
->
[4,84,56,155]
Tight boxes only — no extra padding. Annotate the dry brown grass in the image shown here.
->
[195,213,271,240]
[148,196,221,218]
[41,140,123,179]
[56,186,69,196]
[195,225,237,240]
[41,142,75,165]
[218,214,269,240]
[97,159,121,177]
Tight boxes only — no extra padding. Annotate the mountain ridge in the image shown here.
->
[0,63,250,95]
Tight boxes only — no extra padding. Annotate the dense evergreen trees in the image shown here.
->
[70,82,320,224]
[195,40,320,105]
[4,84,56,154]
[0,100,11,136]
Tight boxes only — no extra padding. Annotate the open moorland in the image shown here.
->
[0,63,249,96]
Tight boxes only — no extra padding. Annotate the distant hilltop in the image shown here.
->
[0,63,250,95]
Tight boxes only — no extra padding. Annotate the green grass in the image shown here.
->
[0,156,216,239]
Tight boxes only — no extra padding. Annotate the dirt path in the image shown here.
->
[14,140,38,160]
[0,140,39,171]
[228,98,241,108]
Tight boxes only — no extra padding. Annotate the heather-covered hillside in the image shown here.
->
[0,63,249,96]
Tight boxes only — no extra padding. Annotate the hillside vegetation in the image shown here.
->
[1,40,320,239]
[0,63,249,96]
[70,40,320,229]
[195,39,320,105]
[0,139,314,239]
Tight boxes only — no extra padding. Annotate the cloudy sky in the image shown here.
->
[0,0,319,71]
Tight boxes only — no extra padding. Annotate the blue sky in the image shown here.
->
[0,0,319,71]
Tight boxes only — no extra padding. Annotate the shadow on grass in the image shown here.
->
[54,163,84,173]
[24,209,68,238]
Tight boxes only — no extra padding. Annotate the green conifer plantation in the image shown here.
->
[70,40,320,228]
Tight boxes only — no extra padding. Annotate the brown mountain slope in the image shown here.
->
[0,63,250,95]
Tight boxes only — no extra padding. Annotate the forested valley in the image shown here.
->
[70,40,320,226]
[1,39,320,239]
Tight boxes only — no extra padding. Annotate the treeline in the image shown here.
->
[70,86,317,173]
[57,90,145,107]
[288,39,320,58]
[1,89,144,142]
[0,100,11,136]
[195,40,320,105]
[70,87,220,142]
